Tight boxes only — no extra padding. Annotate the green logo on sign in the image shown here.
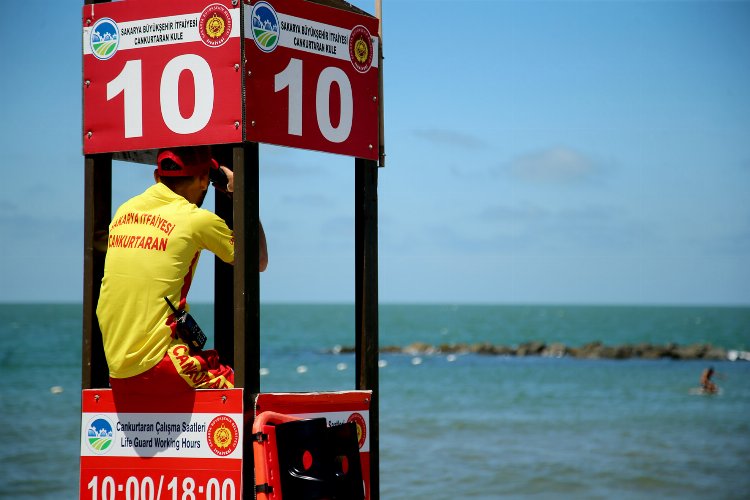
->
[90,18,119,60]
[86,417,114,453]
[251,2,279,52]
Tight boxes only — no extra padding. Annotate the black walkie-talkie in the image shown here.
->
[209,166,230,194]
[164,297,207,351]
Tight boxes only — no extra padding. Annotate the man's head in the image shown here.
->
[155,146,218,207]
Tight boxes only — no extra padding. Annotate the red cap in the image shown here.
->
[157,146,218,177]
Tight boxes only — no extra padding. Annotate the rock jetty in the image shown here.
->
[333,342,748,361]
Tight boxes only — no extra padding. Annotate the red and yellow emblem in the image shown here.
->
[347,412,367,449]
[207,415,240,456]
[206,14,226,39]
[349,25,374,73]
[199,3,233,47]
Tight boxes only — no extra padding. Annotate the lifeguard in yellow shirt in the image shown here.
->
[97,146,267,394]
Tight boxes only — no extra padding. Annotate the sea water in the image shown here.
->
[1,304,749,499]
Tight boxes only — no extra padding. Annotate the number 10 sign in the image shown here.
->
[83,0,380,160]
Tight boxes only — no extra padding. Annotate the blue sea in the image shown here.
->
[1,304,749,499]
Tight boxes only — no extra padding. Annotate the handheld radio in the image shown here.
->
[164,297,207,351]
[209,166,230,193]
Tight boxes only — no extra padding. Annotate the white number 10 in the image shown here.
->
[275,58,353,143]
[105,55,354,144]
[107,55,214,138]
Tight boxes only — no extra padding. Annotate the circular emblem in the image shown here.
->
[347,412,367,449]
[90,18,119,60]
[251,1,280,53]
[199,3,233,47]
[349,25,373,73]
[207,415,239,456]
[85,416,115,454]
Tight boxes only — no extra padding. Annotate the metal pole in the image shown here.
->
[214,146,235,367]
[355,157,379,498]
[232,142,261,500]
[82,0,113,391]
[82,153,112,389]
[232,142,261,395]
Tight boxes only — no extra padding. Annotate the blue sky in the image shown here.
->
[1,0,748,305]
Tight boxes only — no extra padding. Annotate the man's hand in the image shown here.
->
[219,166,234,193]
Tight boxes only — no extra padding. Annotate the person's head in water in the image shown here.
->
[156,146,219,207]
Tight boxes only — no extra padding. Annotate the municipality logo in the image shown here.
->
[349,25,373,73]
[348,412,367,448]
[86,416,115,454]
[207,415,239,456]
[90,18,119,60]
[251,2,279,52]
[199,3,233,47]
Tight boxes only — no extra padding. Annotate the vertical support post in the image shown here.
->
[232,142,261,394]
[82,154,112,389]
[232,142,261,500]
[355,158,379,499]
[214,146,235,367]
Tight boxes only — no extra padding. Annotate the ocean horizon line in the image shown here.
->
[1,301,750,308]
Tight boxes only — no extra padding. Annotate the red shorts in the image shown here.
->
[109,340,234,395]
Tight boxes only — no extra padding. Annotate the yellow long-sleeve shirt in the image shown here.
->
[97,182,234,379]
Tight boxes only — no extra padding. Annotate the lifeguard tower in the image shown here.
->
[80,1,383,498]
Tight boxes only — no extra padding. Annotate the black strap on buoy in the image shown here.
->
[255,484,273,495]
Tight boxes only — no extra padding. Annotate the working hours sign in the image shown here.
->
[80,389,243,500]
[82,0,380,160]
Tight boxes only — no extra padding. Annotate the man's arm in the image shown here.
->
[220,166,234,194]
[259,221,268,272]
[220,166,268,272]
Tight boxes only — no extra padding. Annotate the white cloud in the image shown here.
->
[412,129,488,149]
[508,147,604,183]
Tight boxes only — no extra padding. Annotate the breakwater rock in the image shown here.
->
[333,342,749,361]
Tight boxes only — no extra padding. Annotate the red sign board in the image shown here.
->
[245,0,380,159]
[83,0,380,160]
[80,389,244,500]
[82,0,243,154]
